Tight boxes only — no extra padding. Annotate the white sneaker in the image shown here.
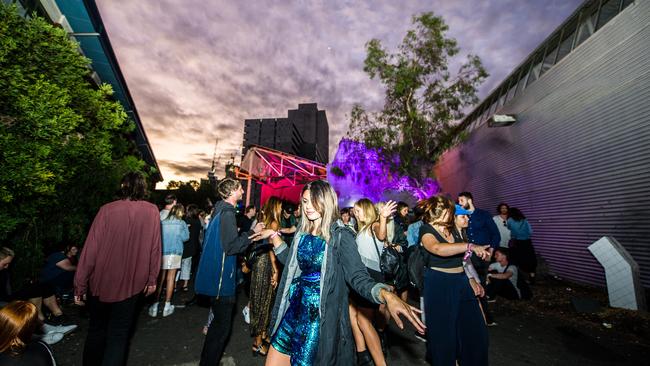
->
[43,323,77,335]
[162,302,175,317]
[242,305,250,324]
[148,302,159,317]
[40,332,64,345]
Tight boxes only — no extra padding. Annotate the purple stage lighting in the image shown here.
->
[328,139,439,207]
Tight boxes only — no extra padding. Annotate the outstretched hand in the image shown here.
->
[379,200,397,219]
[249,229,276,242]
[381,289,426,334]
[472,245,491,261]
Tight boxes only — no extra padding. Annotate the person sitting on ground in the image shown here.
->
[0,301,57,366]
[0,247,77,343]
[39,244,77,298]
[486,248,520,301]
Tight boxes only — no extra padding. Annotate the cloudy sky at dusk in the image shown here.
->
[96,0,583,187]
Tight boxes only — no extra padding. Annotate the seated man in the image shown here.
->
[0,247,77,343]
[486,248,520,301]
[40,244,78,298]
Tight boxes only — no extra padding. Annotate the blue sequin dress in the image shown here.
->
[271,234,325,365]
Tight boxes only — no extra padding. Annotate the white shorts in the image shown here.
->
[161,255,182,270]
[179,257,192,280]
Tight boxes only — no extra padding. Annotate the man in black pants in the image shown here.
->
[195,178,263,366]
[486,248,521,301]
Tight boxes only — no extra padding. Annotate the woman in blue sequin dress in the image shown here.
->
[270,234,325,365]
[249,181,425,366]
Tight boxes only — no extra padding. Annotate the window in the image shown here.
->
[574,2,599,48]
[597,0,622,29]
[515,64,530,96]
[525,53,543,88]
[540,36,560,76]
[621,0,634,10]
[556,19,578,63]
[505,80,518,103]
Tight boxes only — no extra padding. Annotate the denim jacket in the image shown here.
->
[161,217,189,256]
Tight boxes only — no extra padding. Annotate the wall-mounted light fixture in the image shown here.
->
[488,114,517,127]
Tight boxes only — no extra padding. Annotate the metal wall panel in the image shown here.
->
[434,1,650,288]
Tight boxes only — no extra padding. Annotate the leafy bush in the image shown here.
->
[0,4,150,286]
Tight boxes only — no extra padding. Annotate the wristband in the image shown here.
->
[269,231,281,239]
[463,243,474,261]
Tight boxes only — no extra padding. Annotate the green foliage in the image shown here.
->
[348,12,488,179]
[150,180,218,210]
[0,4,149,285]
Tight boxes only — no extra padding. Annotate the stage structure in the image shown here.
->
[236,145,327,206]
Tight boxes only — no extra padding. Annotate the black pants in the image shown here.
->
[470,255,494,324]
[510,239,537,274]
[200,296,236,366]
[424,269,488,366]
[486,279,520,300]
[83,294,139,366]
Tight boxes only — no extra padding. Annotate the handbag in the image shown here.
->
[372,232,409,289]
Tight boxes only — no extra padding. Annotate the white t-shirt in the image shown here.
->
[492,215,511,247]
[356,229,383,272]
[489,262,520,297]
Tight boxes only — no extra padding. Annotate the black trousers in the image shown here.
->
[470,255,494,324]
[200,296,236,366]
[424,269,488,366]
[83,294,139,366]
[486,278,520,300]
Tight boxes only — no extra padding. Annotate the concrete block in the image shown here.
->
[588,236,646,311]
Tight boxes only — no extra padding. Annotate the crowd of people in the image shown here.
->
[0,172,538,366]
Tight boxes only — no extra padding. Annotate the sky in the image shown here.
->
[96,0,583,188]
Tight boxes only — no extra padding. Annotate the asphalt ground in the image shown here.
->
[50,286,649,366]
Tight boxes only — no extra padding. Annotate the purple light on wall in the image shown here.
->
[328,139,439,207]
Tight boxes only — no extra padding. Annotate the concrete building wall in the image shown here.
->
[434,0,650,287]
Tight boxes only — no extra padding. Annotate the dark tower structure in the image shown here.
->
[242,103,329,164]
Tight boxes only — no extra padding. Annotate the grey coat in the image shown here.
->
[269,223,389,365]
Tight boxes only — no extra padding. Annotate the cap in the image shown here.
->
[455,204,472,216]
[282,203,295,213]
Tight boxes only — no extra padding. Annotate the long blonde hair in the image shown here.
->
[298,180,339,243]
[354,198,378,235]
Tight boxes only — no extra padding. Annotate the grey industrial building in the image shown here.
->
[243,103,329,164]
[434,0,648,288]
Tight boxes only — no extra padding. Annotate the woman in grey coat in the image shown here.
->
[250,180,424,366]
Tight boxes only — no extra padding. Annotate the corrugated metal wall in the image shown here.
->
[434,1,650,288]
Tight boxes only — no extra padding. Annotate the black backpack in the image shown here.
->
[407,245,426,291]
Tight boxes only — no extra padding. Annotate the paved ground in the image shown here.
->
[51,288,649,366]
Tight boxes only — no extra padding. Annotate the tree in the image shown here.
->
[348,12,488,179]
[0,4,150,283]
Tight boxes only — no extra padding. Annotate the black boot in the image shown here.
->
[357,350,374,366]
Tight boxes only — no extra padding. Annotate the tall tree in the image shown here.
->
[0,4,150,282]
[348,12,488,179]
